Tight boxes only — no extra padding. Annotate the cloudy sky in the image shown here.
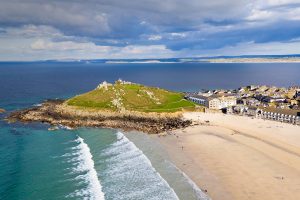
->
[0,0,300,61]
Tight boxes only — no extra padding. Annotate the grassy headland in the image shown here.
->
[66,80,197,113]
[8,80,197,133]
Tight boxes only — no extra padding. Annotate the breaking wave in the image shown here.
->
[100,131,179,200]
[66,136,105,200]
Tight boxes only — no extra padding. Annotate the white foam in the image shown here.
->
[101,131,179,200]
[67,136,105,200]
[58,124,73,130]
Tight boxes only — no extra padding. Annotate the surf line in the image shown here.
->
[72,136,105,200]
[116,131,180,200]
[168,161,211,200]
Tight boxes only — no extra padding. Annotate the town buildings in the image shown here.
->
[186,84,300,125]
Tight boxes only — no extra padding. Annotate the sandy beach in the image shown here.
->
[153,112,300,200]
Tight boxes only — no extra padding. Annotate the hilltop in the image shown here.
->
[66,80,196,113]
[7,80,196,133]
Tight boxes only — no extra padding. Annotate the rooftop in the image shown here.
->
[260,107,300,116]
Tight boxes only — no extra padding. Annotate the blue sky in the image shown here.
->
[0,0,300,61]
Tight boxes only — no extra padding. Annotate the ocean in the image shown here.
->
[0,62,299,200]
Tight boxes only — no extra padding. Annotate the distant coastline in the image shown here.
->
[203,57,300,63]
[2,54,300,63]
[105,57,300,64]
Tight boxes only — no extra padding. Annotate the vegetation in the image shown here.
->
[66,80,197,113]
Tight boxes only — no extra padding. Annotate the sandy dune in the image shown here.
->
[154,112,300,200]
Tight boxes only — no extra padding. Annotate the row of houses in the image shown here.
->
[227,105,300,125]
[257,107,300,125]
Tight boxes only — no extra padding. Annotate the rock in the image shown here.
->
[48,126,59,131]
[6,100,192,134]
[0,108,6,113]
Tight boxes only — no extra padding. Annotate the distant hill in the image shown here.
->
[66,80,196,113]
[2,54,300,63]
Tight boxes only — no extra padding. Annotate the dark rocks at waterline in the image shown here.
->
[6,100,192,134]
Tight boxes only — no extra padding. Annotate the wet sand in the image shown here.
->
[153,112,300,200]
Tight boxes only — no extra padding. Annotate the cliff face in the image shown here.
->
[7,99,191,134]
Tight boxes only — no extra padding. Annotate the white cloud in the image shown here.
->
[1,23,300,61]
[6,25,63,38]
[116,45,173,58]
[247,9,273,21]
[0,0,254,38]
[170,32,186,39]
[0,1,299,60]
[264,0,300,6]
[0,1,111,37]
[0,24,176,61]
[246,0,300,23]
[30,39,108,51]
[286,7,300,20]
[148,35,162,41]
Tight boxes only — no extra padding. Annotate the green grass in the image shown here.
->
[66,81,197,113]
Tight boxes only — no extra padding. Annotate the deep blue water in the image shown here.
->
[0,62,299,200]
[1,62,300,111]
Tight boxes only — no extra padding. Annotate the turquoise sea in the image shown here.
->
[1,62,300,199]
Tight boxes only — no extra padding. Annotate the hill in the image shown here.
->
[7,80,196,133]
[66,80,196,113]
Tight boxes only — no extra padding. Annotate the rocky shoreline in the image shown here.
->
[7,99,192,134]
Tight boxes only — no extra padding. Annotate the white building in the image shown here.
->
[209,95,237,109]
[186,94,237,110]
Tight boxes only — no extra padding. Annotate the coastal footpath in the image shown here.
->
[155,112,300,200]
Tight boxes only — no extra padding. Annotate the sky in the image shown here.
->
[0,0,300,61]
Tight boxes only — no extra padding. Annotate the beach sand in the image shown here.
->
[153,112,300,200]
